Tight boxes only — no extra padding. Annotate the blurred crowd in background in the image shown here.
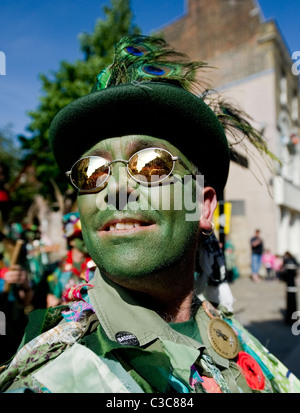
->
[0,212,96,363]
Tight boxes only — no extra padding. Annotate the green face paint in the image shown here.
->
[77,135,201,281]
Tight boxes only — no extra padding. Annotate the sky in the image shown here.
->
[0,0,299,140]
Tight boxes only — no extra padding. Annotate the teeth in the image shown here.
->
[125,223,135,229]
[108,222,141,231]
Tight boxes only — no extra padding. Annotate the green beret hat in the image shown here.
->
[49,36,230,197]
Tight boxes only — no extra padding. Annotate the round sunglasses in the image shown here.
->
[66,147,196,192]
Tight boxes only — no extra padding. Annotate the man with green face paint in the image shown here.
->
[1,36,300,394]
[76,135,206,303]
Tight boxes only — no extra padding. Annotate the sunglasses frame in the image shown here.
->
[66,147,196,192]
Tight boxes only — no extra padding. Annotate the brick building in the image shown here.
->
[159,0,300,275]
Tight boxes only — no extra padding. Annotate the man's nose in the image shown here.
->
[105,162,138,210]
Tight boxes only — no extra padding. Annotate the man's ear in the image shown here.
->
[199,186,217,231]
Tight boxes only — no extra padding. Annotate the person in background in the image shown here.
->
[23,224,57,309]
[46,212,95,307]
[273,254,283,281]
[250,229,264,282]
[0,231,33,364]
[224,237,240,283]
[261,249,275,280]
[281,251,299,325]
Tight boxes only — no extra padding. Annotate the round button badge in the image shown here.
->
[236,351,265,390]
[115,331,140,347]
[207,319,239,359]
[202,300,220,319]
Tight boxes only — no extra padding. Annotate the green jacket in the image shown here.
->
[1,268,299,393]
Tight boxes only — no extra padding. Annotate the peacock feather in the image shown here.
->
[95,35,210,93]
[208,94,280,166]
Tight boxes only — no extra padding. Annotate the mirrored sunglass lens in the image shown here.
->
[71,157,109,190]
[128,149,173,183]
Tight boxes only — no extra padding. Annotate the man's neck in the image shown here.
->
[155,288,196,323]
[105,247,197,323]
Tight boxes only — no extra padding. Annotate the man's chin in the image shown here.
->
[98,253,185,286]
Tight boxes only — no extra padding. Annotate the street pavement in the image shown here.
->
[229,275,300,380]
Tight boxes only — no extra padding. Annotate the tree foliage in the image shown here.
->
[18,0,141,204]
[0,125,36,223]
[0,125,21,177]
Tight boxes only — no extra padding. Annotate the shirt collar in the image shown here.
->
[88,268,205,350]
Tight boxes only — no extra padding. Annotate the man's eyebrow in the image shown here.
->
[82,139,169,159]
[126,139,169,156]
[84,148,111,159]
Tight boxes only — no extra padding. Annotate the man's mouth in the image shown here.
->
[99,218,155,234]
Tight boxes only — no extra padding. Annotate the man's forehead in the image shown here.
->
[83,135,179,158]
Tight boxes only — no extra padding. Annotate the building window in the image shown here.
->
[280,70,288,106]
